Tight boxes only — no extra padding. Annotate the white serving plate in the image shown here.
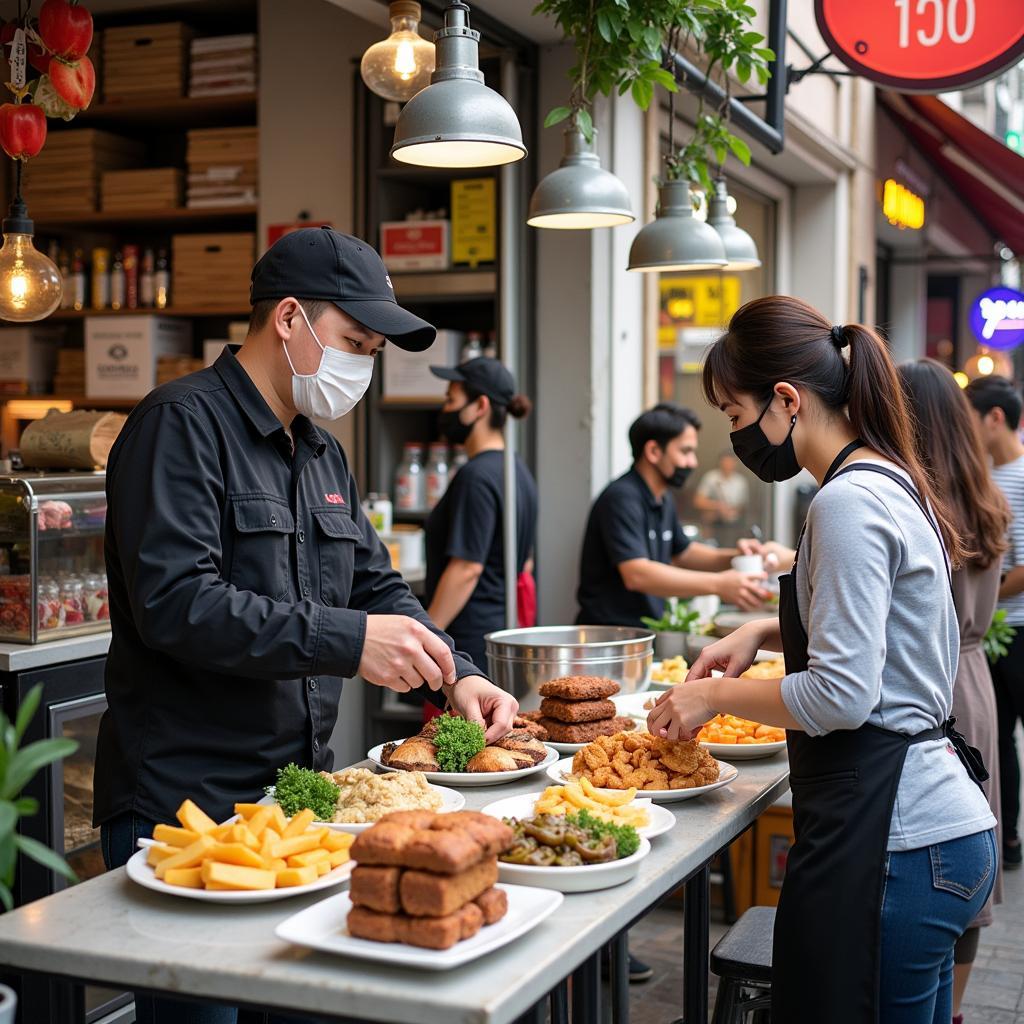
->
[546,757,738,803]
[610,692,657,725]
[479,791,675,841]
[699,739,787,760]
[546,739,588,755]
[125,847,353,904]
[262,783,466,834]
[275,883,562,970]
[496,836,651,893]
[367,741,559,787]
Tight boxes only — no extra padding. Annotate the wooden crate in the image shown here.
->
[102,167,183,211]
[185,126,258,207]
[172,232,254,308]
[103,22,192,101]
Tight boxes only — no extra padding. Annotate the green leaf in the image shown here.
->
[642,26,662,54]
[712,142,728,165]
[728,135,752,164]
[0,801,16,839]
[596,10,613,42]
[737,59,751,83]
[631,77,654,110]
[756,65,770,85]
[0,883,11,913]
[742,31,764,44]
[13,684,41,744]
[577,107,594,142]
[2,738,78,801]
[15,834,77,884]
[544,105,572,129]
[13,796,38,816]
[755,47,776,61]
[650,67,678,91]
[0,831,15,888]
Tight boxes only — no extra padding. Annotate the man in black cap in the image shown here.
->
[95,228,516,1024]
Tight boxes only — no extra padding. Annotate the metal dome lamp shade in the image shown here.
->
[627,179,727,272]
[706,177,760,270]
[527,126,634,229]
[390,1,526,169]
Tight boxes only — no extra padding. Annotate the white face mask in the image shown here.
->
[283,306,375,420]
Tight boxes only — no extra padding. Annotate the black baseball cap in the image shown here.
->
[250,226,436,352]
[430,357,515,405]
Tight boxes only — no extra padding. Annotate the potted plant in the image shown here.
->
[0,683,78,1022]
[642,596,704,660]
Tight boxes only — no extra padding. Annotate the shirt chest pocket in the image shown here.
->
[228,497,295,601]
[314,508,362,608]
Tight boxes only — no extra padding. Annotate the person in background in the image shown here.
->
[424,357,537,673]
[966,374,1024,872]
[693,450,750,545]
[577,402,789,627]
[902,360,1009,1024]
[660,297,996,1023]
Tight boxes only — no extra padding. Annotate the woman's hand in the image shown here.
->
[686,622,766,681]
[647,681,715,741]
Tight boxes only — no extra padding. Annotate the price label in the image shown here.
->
[10,28,26,89]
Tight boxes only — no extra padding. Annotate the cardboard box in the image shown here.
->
[86,316,192,399]
[0,326,66,394]
[382,330,463,399]
[380,221,450,271]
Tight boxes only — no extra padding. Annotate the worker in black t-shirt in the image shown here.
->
[424,357,538,671]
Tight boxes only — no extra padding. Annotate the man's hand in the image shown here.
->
[444,675,519,743]
[714,569,770,611]
[736,538,795,572]
[358,615,457,692]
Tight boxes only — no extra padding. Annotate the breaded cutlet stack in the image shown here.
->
[348,810,512,950]
[532,676,637,744]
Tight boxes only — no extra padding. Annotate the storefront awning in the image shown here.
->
[881,92,1024,256]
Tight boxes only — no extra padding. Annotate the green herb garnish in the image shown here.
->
[434,714,486,772]
[268,762,339,820]
[567,809,641,859]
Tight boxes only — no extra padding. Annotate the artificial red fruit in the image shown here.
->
[48,54,94,110]
[38,0,92,61]
[0,103,46,159]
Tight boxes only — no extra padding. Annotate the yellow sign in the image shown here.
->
[882,178,925,230]
[451,178,496,267]
[658,275,741,349]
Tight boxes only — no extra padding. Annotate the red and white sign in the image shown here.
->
[266,221,331,248]
[380,220,450,271]
[815,0,1024,92]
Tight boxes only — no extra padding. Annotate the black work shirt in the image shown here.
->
[424,450,538,668]
[94,347,479,827]
[576,467,689,627]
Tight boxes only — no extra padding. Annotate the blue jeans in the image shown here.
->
[880,828,997,1023]
[101,812,325,1024]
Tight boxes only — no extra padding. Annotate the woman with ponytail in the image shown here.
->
[648,296,996,1023]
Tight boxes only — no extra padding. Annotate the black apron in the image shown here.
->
[772,443,988,1024]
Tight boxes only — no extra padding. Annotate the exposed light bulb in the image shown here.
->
[0,210,61,323]
[953,371,970,389]
[977,355,995,376]
[361,2,435,103]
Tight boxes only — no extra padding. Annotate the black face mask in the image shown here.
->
[662,465,692,489]
[730,398,801,482]
[438,404,474,445]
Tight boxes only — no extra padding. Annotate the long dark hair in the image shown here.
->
[702,295,966,564]
[899,359,1009,569]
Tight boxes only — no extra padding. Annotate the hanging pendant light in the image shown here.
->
[527,126,633,230]
[391,0,526,169]
[627,179,727,272]
[360,2,435,103]
[706,178,760,271]
[0,169,61,322]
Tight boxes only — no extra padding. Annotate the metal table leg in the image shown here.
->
[610,931,630,1024]
[571,951,601,1022]
[550,978,570,1024]
[683,864,711,1024]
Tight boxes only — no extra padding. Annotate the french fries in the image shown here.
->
[697,713,786,745]
[534,778,650,828]
[144,799,355,891]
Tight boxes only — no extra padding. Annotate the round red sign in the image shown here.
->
[815,0,1024,91]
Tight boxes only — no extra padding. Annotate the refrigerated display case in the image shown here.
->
[0,472,109,643]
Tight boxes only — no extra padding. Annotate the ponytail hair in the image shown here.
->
[702,295,967,565]
[463,384,532,429]
[507,394,532,420]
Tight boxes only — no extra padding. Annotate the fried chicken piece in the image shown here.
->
[474,887,508,925]
[378,810,439,830]
[512,715,549,741]
[348,905,475,950]
[494,730,548,765]
[543,716,635,744]
[380,741,398,765]
[402,830,484,874]
[430,812,513,856]
[400,858,498,918]
[386,737,440,773]
[351,823,417,866]
[539,697,617,723]
[459,901,485,941]
[350,865,402,914]
[654,737,701,775]
[466,746,522,773]
[538,676,621,700]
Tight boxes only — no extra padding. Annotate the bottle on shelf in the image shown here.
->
[91,248,110,310]
[123,244,139,309]
[394,442,426,514]
[155,248,170,309]
[484,330,497,359]
[362,492,393,534]
[425,442,449,509]
[58,249,72,309]
[110,250,125,311]
[451,445,468,475]
[140,247,155,308]
[71,249,86,311]
[461,331,484,363]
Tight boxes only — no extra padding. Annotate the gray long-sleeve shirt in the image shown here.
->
[782,461,995,852]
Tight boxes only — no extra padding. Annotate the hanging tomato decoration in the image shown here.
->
[45,53,94,110]
[0,102,46,159]
[37,0,93,62]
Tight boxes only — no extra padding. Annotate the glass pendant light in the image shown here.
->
[706,178,760,271]
[627,180,727,272]
[527,127,634,230]
[0,169,61,322]
[391,0,526,169]
[360,2,435,103]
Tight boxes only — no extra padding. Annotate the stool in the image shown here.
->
[710,905,775,1024]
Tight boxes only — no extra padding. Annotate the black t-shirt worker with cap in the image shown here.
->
[95,228,517,1022]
